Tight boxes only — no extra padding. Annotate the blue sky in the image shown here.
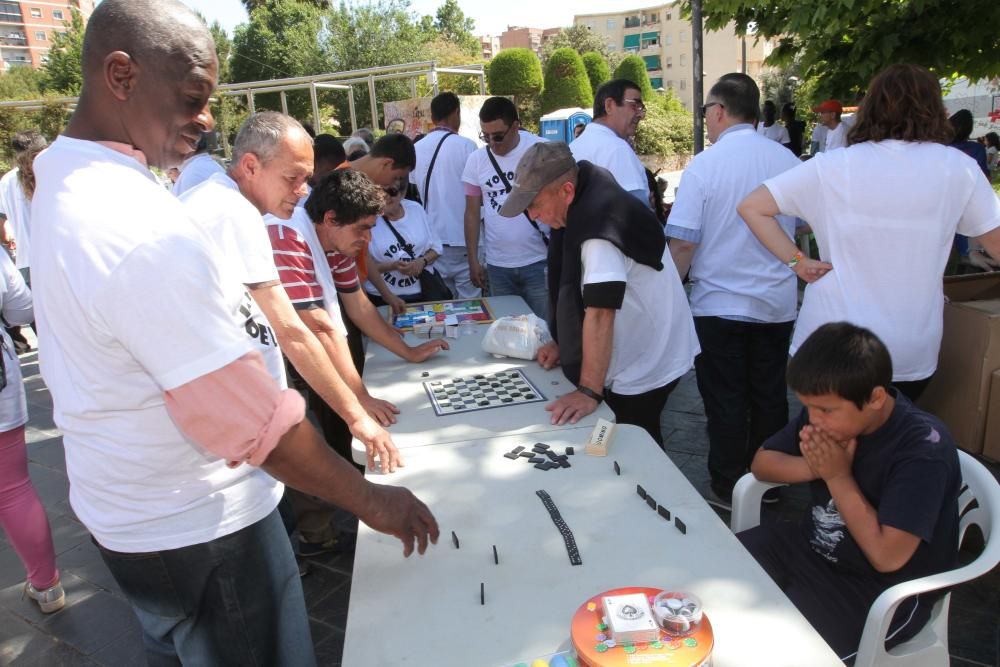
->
[176,0,616,37]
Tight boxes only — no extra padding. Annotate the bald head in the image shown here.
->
[82,0,215,83]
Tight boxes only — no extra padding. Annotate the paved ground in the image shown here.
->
[1,345,998,666]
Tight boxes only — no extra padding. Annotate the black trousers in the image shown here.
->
[693,316,794,493]
[605,379,679,446]
[893,377,933,403]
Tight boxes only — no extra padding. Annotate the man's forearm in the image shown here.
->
[826,475,907,572]
[463,200,481,254]
[342,291,414,360]
[668,238,696,280]
[322,327,367,396]
[750,449,817,483]
[579,307,615,393]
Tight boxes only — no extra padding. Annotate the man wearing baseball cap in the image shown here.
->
[499,143,699,443]
[813,99,848,151]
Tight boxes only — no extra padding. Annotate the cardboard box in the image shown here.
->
[918,274,1000,455]
[983,370,1000,462]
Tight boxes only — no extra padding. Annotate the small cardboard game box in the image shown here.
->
[602,592,660,644]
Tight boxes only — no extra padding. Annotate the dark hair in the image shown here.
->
[984,131,999,150]
[707,73,759,124]
[949,109,974,144]
[12,130,46,200]
[787,322,893,409]
[593,79,642,119]
[479,96,518,126]
[313,134,346,166]
[780,102,796,122]
[301,121,316,138]
[431,92,461,122]
[369,133,416,170]
[304,169,385,226]
[848,64,953,146]
[761,100,776,124]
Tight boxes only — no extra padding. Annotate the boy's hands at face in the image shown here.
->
[799,424,857,483]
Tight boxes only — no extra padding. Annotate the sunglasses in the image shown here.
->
[622,98,647,113]
[701,102,724,116]
[479,124,514,144]
[382,186,400,197]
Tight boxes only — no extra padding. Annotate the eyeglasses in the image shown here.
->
[701,102,724,117]
[622,98,646,113]
[382,187,400,197]
[479,124,514,144]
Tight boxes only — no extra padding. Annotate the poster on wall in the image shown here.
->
[382,96,493,146]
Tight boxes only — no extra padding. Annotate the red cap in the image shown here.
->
[812,99,843,113]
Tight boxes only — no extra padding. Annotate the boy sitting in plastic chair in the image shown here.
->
[738,322,960,663]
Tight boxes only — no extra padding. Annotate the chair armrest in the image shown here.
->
[731,473,786,532]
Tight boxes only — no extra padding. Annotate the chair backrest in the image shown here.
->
[953,450,999,575]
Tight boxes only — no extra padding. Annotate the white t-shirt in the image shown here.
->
[30,136,280,553]
[580,239,699,394]
[765,140,1000,380]
[365,200,444,297]
[757,122,791,145]
[0,169,31,269]
[812,124,828,152]
[462,131,549,268]
[172,152,225,198]
[411,127,477,246]
[825,122,848,151]
[667,125,801,321]
[570,122,650,199]
[0,251,30,430]
[181,172,287,388]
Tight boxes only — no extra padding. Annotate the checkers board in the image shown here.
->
[424,369,546,416]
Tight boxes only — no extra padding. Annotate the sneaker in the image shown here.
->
[704,483,733,512]
[298,532,357,558]
[762,487,782,504]
[24,580,65,613]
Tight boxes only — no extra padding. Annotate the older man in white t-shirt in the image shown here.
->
[569,79,650,204]
[411,92,479,298]
[29,3,438,663]
[668,73,802,508]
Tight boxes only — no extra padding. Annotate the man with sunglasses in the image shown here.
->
[461,96,550,318]
[569,79,651,205]
[666,73,801,509]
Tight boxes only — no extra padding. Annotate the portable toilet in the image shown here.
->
[540,107,593,144]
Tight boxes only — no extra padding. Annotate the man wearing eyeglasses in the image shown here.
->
[666,73,802,509]
[569,79,651,206]
[461,96,550,318]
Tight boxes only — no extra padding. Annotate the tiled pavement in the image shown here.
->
[2,347,998,666]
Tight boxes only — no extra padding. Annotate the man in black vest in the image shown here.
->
[499,142,699,443]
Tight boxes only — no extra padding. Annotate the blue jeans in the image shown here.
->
[96,509,315,667]
[487,260,549,319]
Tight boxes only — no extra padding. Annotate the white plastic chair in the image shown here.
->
[730,450,1000,667]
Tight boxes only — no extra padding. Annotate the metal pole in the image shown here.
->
[741,36,747,74]
[368,75,378,129]
[247,91,255,114]
[691,0,704,154]
[409,77,417,99]
[430,64,439,96]
[347,88,358,133]
[310,83,321,133]
[280,91,288,115]
[479,69,486,95]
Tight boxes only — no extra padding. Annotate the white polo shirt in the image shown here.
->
[0,169,31,270]
[581,239,698,394]
[570,122,650,200]
[172,152,225,197]
[462,131,549,268]
[411,127,477,246]
[30,136,280,552]
[765,140,1000,380]
[825,122,848,151]
[757,123,790,145]
[667,124,801,322]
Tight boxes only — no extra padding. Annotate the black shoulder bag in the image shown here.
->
[485,146,549,247]
[421,131,454,211]
[379,215,453,302]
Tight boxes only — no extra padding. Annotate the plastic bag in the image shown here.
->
[481,314,553,360]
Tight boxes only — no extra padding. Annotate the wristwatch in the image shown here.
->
[576,384,604,404]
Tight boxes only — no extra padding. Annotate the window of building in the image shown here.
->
[640,31,659,48]
[623,34,640,53]
[52,9,63,19]
[624,15,640,28]
[666,11,672,21]
[606,19,616,30]
[607,43,617,52]
[680,30,688,42]
[667,80,674,88]
[29,7,41,18]
[650,77,663,89]
[643,55,662,71]
[680,53,686,66]
[0,2,22,22]
[666,56,672,68]
[35,31,45,41]
[680,79,687,90]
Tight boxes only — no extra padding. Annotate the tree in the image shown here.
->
[540,48,592,114]
[695,0,1000,101]
[541,25,620,69]
[209,21,234,84]
[41,8,85,94]
[0,67,44,100]
[420,38,486,96]
[634,89,693,156]
[581,52,610,97]
[613,55,654,100]
[487,48,543,96]
[241,0,326,9]
[431,0,478,57]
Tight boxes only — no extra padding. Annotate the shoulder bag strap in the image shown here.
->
[380,215,417,260]
[485,145,548,247]
[422,131,454,211]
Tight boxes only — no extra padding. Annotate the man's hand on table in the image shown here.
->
[386,293,407,315]
[349,414,405,473]
[360,392,400,425]
[403,339,449,363]
[360,483,439,557]
[546,389,599,425]
[536,341,560,369]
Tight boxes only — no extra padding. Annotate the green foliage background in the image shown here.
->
[540,49,593,115]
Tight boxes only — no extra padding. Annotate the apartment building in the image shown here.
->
[0,0,94,71]
[480,34,501,60]
[499,25,562,57]
[575,3,773,110]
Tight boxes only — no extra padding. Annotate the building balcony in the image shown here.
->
[0,36,26,47]
[624,17,641,29]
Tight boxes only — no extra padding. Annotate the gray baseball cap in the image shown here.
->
[498,142,577,218]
